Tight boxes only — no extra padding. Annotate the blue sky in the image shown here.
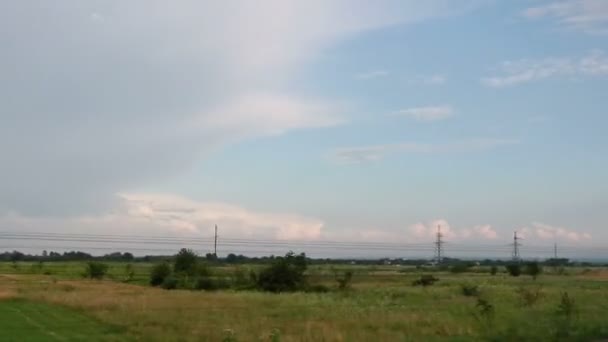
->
[1,0,607,257]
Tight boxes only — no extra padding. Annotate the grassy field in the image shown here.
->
[0,299,124,341]
[1,262,608,341]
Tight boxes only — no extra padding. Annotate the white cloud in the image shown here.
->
[463,225,500,240]
[1,193,325,242]
[355,70,389,80]
[409,220,498,241]
[482,51,608,87]
[121,193,325,240]
[524,0,608,34]
[422,74,447,85]
[331,138,519,164]
[529,222,592,242]
[194,93,342,143]
[0,1,483,216]
[393,105,454,122]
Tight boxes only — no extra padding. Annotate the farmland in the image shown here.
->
[1,261,608,341]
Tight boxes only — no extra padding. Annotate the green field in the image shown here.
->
[0,299,124,341]
[1,262,608,341]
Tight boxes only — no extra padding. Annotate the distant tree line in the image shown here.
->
[0,249,601,267]
[0,250,134,262]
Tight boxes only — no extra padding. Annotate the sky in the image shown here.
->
[1,0,607,258]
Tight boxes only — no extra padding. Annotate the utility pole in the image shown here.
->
[512,231,522,262]
[435,225,444,264]
[214,224,218,258]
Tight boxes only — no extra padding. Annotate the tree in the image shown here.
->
[506,263,522,277]
[256,252,308,292]
[150,262,172,286]
[226,253,238,264]
[84,262,109,279]
[174,248,198,276]
[524,262,542,280]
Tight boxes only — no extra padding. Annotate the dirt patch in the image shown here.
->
[0,290,17,300]
[578,270,608,281]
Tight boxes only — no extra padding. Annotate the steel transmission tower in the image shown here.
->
[512,231,522,262]
[435,225,444,264]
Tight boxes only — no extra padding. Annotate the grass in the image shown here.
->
[1,263,608,341]
[0,298,125,341]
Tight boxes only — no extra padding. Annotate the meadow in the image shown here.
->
[1,261,608,341]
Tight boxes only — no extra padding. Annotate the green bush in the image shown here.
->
[490,265,498,275]
[473,298,495,329]
[231,267,255,289]
[450,263,471,274]
[461,284,480,297]
[124,263,135,282]
[413,275,439,287]
[506,263,522,277]
[516,286,544,307]
[256,252,308,292]
[555,292,577,339]
[84,261,109,279]
[161,275,178,290]
[150,262,172,286]
[335,270,353,290]
[306,284,330,293]
[195,276,218,291]
[524,262,542,279]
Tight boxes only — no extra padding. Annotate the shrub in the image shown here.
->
[524,262,542,279]
[84,261,109,279]
[335,270,353,290]
[413,275,439,287]
[516,286,544,307]
[232,267,255,289]
[174,248,199,276]
[161,275,178,290]
[461,284,480,297]
[124,263,135,282]
[269,329,281,342]
[506,263,522,277]
[557,292,576,320]
[555,292,577,339]
[306,284,330,293]
[195,276,218,291]
[256,251,307,292]
[450,263,471,274]
[473,298,495,329]
[150,262,172,286]
[490,265,498,275]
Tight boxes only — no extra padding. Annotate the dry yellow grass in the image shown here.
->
[2,270,608,341]
[1,274,476,341]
